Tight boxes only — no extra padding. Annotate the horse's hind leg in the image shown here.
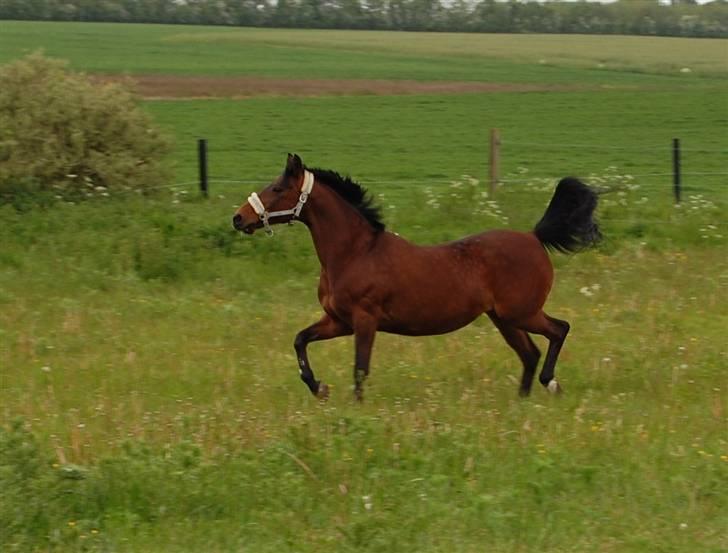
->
[517,312,570,394]
[294,314,352,399]
[487,311,541,397]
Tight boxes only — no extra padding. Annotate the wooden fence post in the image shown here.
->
[672,138,681,204]
[489,128,500,196]
[198,138,209,198]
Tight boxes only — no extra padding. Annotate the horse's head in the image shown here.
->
[233,153,313,235]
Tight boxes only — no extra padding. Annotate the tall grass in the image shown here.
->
[1,178,726,552]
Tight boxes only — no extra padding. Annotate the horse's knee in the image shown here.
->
[549,317,570,340]
[294,331,307,351]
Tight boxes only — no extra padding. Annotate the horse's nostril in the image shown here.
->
[232,214,242,228]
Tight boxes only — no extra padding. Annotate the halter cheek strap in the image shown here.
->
[247,170,314,236]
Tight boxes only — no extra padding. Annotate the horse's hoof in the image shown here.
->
[316,383,330,401]
[547,380,562,395]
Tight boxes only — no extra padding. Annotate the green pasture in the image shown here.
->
[1,21,727,553]
[145,89,728,206]
[1,21,727,83]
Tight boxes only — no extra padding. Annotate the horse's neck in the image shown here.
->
[303,185,376,271]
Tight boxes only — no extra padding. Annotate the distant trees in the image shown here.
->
[0,0,726,38]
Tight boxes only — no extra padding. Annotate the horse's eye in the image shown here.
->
[272,186,284,193]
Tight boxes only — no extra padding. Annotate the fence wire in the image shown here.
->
[135,134,728,202]
[501,140,728,155]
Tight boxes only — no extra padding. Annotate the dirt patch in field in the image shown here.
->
[95,74,580,99]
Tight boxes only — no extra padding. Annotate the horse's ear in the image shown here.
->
[285,153,303,176]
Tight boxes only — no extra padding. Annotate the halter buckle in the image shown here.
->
[261,213,273,236]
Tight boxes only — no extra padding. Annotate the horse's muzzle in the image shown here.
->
[232,213,256,234]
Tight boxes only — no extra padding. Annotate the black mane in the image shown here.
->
[307,167,385,232]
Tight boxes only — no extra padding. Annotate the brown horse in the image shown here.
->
[233,154,600,400]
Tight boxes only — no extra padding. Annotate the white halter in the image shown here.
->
[247,170,314,236]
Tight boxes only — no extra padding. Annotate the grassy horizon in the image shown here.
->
[1,21,727,84]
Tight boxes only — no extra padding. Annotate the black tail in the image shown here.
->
[534,177,601,253]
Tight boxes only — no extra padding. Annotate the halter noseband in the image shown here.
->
[247,170,314,236]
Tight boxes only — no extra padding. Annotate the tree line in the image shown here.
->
[1,0,727,38]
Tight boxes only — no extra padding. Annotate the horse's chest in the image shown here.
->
[318,273,352,321]
[320,289,353,322]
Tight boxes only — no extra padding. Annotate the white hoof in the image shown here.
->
[547,380,561,394]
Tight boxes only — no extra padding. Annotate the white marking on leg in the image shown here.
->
[547,379,560,394]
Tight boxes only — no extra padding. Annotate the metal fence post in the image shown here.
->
[198,139,208,198]
[672,138,681,204]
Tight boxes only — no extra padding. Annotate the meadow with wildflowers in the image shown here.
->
[1,22,727,553]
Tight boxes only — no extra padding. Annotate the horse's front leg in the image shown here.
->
[294,314,352,399]
[352,310,378,401]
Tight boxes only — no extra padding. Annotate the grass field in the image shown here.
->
[1,21,727,553]
[1,21,728,82]
[144,90,728,198]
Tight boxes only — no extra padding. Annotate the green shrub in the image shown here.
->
[0,52,171,200]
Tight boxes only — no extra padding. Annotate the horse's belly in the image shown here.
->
[378,296,485,336]
[378,314,479,336]
[373,269,491,335]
